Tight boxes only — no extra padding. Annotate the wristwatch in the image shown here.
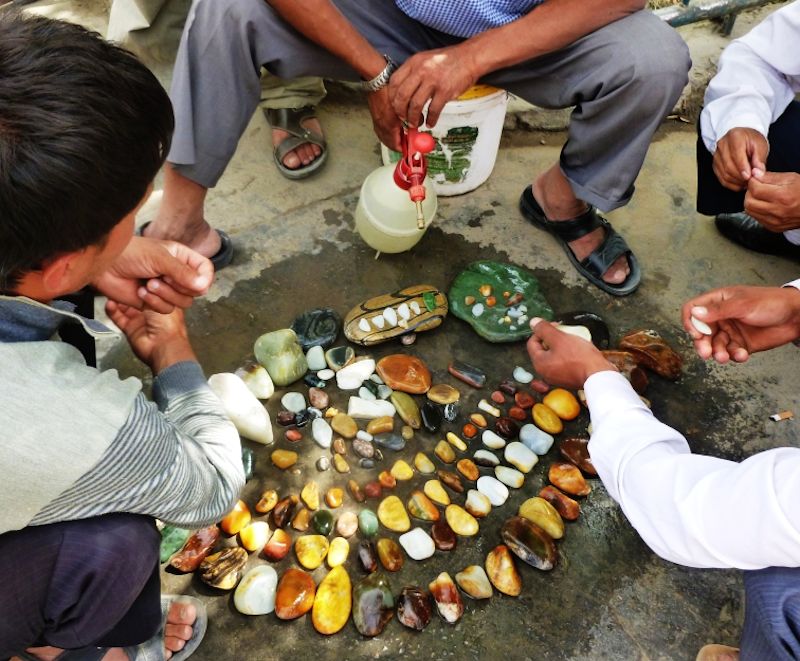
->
[360,55,397,93]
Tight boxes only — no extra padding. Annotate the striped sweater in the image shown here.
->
[0,295,244,533]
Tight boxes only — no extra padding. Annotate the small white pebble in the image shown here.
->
[317,368,334,381]
[397,302,411,320]
[383,307,398,327]
[409,301,421,315]
[690,315,712,335]
[358,318,371,333]
[356,430,374,441]
[472,303,485,317]
[372,315,385,329]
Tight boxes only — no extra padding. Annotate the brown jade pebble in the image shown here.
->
[490,390,505,404]
[272,496,298,528]
[508,406,527,421]
[275,567,316,620]
[291,508,311,532]
[559,437,597,476]
[358,540,378,573]
[332,437,346,455]
[530,379,551,394]
[308,387,330,410]
[495,417,520,440]
[539,486,581,521]
[498,380,518,396]
[514,392,535,409]
[364,481,383,499]
[462,423,478,439]
[347,480,365,503]
[501,516,557,571]
[431,518,457,551]
[170,525,220,573]
[619,329,683,380]
[376,538,405,572]
[285,429,303,442]
[255,489,279,514]
[276,410,296,426]
[397,587,433,630]
[378,471,397,489]
[437,470,464,493]
[263,528,292,561]
[376,355,432,394]
[549,463,591,496]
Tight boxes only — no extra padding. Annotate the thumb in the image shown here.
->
[156,245,213,294]
[692,298,748,325]
[529,317,560,343]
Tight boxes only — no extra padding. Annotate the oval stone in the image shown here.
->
[376,355,432,394]
[539,485,581,521]
[447,360,487,388]
[390,460,414,481]
[501,516,557,571]
[358,540,378,573]
[325,345,355,372]
[325,487,344,509]
[220,499,251,536]
[435,440,456,464]
[504,442,538,473]
[285,429,303,443]
[358,509,379,537]
[470,413,488,428]
[337,511,359,537]
[263,528,291,561]
[520,424,555,455]
[442,402,459,422]
[397,586,433,630]
[295,535,329,570]
[331,413,358,439]
[367,416,394,435]
[514,391,535,409]
[532,403,564,434]
[199,547,247,590]
[311,510,333,536]
[291,307,341,351]
[275,567,316,620]
[477,475,509,506]
[437,469,464,493]
[332,436,346,454]
[407,490,440,522]
[508,406,528,421]
[353,437,375,459]
[234,565,278,615]
[424,479,451,506]
[308,386,330,410]
[281,392,306,413]
[312,566,351,635]
[398,527,436,561]
[495,416,520,440]
[549,462,591,496]
[364,481,382,499]
[429,572,464,624]
[427,383,460,405]
[455,565,493,600]
[482,429,506,450]
[543,388,581,420]
[272,496,297,529]
[376,538,404,572]
[353,573,395,637]
[462,423,478,439]
[465,489,492,518]
[239,521,270,552]
[456,459,480,482]
[316,456,330,472]
[420,401,443,433]
[160,526,191,563]
[276,410,296,426]
[445,504,479,536]
[291,508,311,532]
[473,449,500,467]
[518,497,564,539]
[271,449,298,470]
[485,545,522,596]
[495,465,525,489]
[446,432,467,451]
[333,454,350,473]
[431,518,457,551]
[390,391,421,430]
[498,379,518,396]
[377,495,411,532]
[327,536,350,567]
[374,433,406,452]
[414,452,436,474]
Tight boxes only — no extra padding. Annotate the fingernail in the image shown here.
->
[692,306,707,317]
[137,286,148,299]
[148,279,159,290]
[530,317,543,328]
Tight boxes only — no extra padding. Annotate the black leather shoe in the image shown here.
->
[715,212,800,259]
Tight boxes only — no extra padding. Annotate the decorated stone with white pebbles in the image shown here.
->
[477,475,509,506]
[482,430,506,450]
[399,527,436,560]
[495,465,525,489]
[519,424,554,455]
[504,442,538,473]
[311,418,333,449]
[336,359,376,390]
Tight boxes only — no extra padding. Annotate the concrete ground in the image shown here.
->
[17,1,800,659]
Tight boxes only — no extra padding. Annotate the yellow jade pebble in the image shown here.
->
[543,388,581,421]
[390,460,414,481]
[220,499,251,535]
[518,497,565,540]
[271,449,298,470]
[325,487,344,509]
[377,495,411,532]
[295,535,330,570]
[239,520,270,552]
[434,440,456,464]
[424,479,451,506]
[414,452,436,474]
[333,454,351,474]
[312,565,352,635]
[532,403,564,435]
[367,416,394,435]
[446,432,467,451]
[445,504,479,536]
[326,537,350,568]
[301,482,320,511]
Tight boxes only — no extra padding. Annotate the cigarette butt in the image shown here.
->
[770,410,794,421]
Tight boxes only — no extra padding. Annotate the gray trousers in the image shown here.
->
[169,0,690,212]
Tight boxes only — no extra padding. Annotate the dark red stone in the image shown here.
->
[272,497,296,528]
[437,470,464,493]
[169,525,219,572]
[397,586,433,630]
[285,429,303,442]
[559,437,597,476]
[530,379,551,394]
[431,519,457,551]
[514,391,535,409]
[508,406,527,421]
[490,390,505,404]
[276,410,296,426]
[498,379,518,396]
[364,481,382,499]
[495,416,520,440]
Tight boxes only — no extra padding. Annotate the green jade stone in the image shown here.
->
[253,328,308,386]
[310,510,334,536]
[422,291,437,312]
[359,509,379,538]
[241,447,255,482]
[448,260,554,343]
[159,525,191,563]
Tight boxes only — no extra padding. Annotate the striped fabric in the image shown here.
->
[31,382,245,530]
[394,0,544,38]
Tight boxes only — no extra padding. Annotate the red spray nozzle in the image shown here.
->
[393,128,435,228]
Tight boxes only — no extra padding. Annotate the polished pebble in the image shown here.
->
[414,452,436,474]
[377,495,411,532]
[285,429,303,443]
[504,442,539,473]
[239,521,270,552]
[378,471,397,489]
[331,413,358,439]
[333,454,350,473]
[424,479,451,506]
[445,504,479,536]
[473,449,500,467]
[549,462,591,496]
[353,572,395,637]
[532,403,564,434]
[512,366,533,384]
[520,424,555,455]
[311,510,333,536]
[429,572,464,623]
[465,489,492,518]
[359,509,379,537]
[456,458,479,482]
[427,383,460,405]
[397,586,433,630]
[376,538,405,572]
[518,497,564,539]
[390,459,414,481]
[312,566,351,635]
[263,529,292,561]
[367,416,394,435]
[291,508,311,532]
[310,418,332,450]
[281,392,306,413]
[437,469,464,493]
[501,516,557,571]
[271,450,298,470]
[325,488,344,509]
[539,485,581,521]
[358,540,378,573]
[326,536,350,567]
[364,481,382,499]
[446,431,467,451]
[234,565,278,615]
[462,423,478,439]
[495,465,525,488]
[295,535,329,570]
[275,567,316,620]
[495,416,520,440]
[391,391,421,429]
[485,545,522,596]
[348,479,365,503]
[478,399,501,417]
[435,440,456,464]
[170,526,219,573]
[377,354,432,394]
[221,499,252,536]
[431,518,457,551]
[336,511,359,537]
[199,548,247,590]
[272,496,297,529]
[470,413,488,428]
[543,388,581,420]
[482,429,506,450]
[455,565,493,600]
[407,490,440,522]
[477,475,509,506]
[559,437,597,476]
[398,527,436,560]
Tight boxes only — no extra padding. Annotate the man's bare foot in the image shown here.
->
[272,116,324,170]
[532,166,630,286]
[16,599,198,661]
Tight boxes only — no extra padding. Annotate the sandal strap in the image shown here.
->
[542,207,603,243]
[581,222,633,279]
[266,106,325,149]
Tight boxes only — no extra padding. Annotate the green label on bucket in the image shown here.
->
[388,126,480,184]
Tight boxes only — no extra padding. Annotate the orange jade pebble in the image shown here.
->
[220,499,251,536]
[485,544,522,596]
[275,567,316,620]
[376,355,432,394]
[548,462,591,497]
[462,423,478,439]
[263,528,292,561]
[543,388,581,421]
[312,565,352,635]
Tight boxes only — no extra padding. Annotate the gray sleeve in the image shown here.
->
[31,361,245,529]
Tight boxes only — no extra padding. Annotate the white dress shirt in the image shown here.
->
[586,370,800,569]
[700,1,800,155]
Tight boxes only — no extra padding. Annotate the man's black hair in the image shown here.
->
[0,10,174,290]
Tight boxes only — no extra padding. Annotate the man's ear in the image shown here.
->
[39,250,84,295]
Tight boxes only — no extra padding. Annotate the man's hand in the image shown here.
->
[388,45,478,128]
[106,301,197,373]
[92,236,213,313]
[366,88,404,152]
[744,171,800,231]
[682,285,800,364]
[713,127,769,191]
[526,318,617,389]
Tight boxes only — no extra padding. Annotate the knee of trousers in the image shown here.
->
[191,0,269,28]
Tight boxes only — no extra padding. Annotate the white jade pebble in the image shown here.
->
[208,373,273,445]
[690,315,712,335]
[358,318,371,333]
[399,527,435,560]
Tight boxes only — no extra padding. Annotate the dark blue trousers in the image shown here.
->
[741,567,800,660]
[0,514,162,658]
[697,100,800,215]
